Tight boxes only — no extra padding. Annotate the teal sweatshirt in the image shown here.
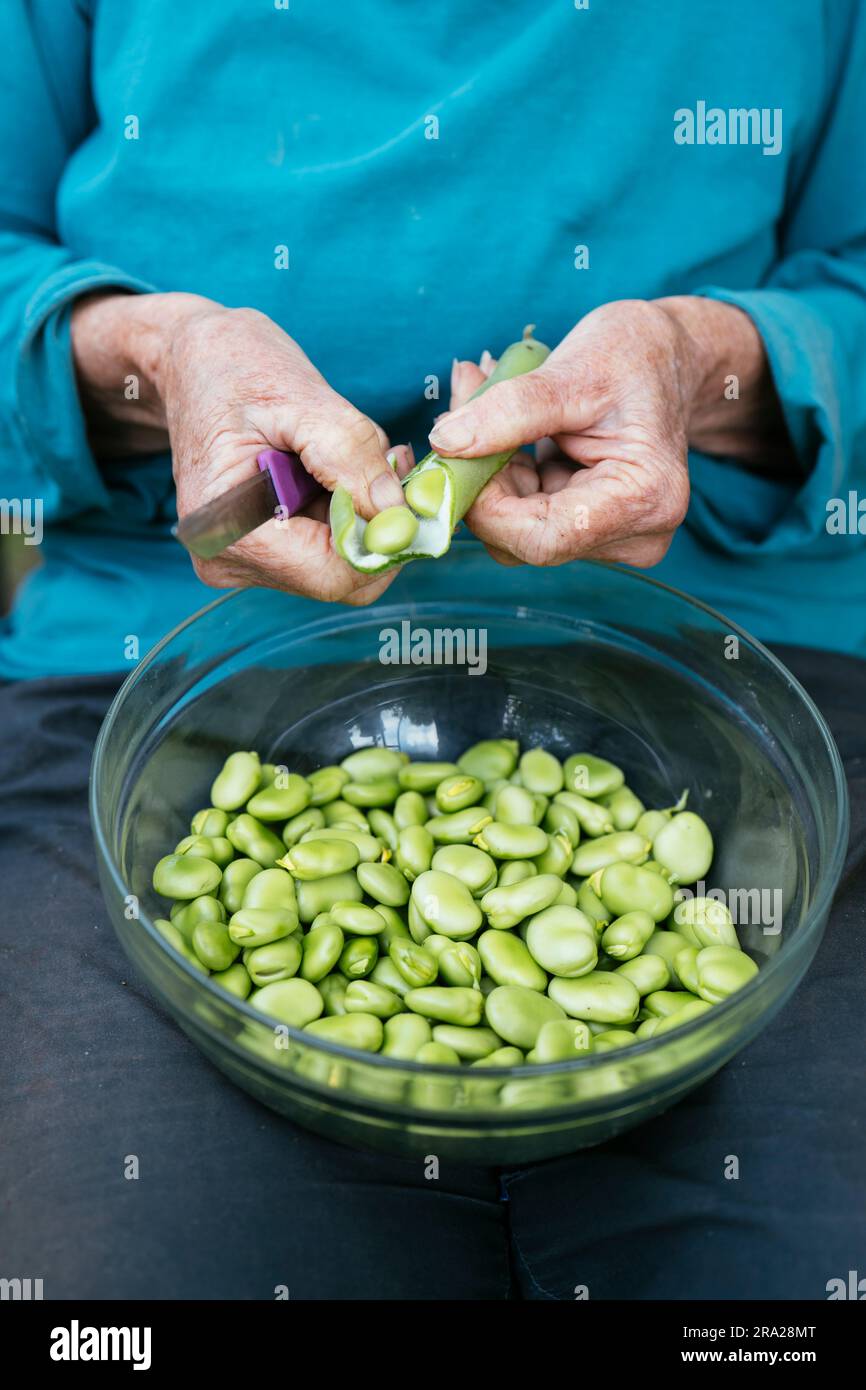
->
[1,0,864,677]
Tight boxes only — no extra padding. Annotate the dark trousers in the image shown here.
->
[2,648,864,1299]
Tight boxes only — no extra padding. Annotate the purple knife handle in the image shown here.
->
[257,449,322,515]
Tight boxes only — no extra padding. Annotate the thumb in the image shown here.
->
[428,368,568,458]
[292,385,405,520]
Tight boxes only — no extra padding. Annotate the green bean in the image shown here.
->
[652,811,713,884]
[295,872,363,923]
[394,790,429,829]
[474,822,548,860]
[338,937,379,979]
[241,867,298,913]
[190,807,231,837]
[212,962,252,1000]
[563,753,624,798]
[407,898,432,944]
[600,786,645,831]
[524,906,597,978]
[210,751,261,811]
[478,930,547,991]
[226,814,285,868]
[425,848,492,901]
[481,874,562,930]
[645,930,692,987]
[155,919,210,973]
[494,784,538,826]
[300,922,345,982]
[415,1042,461,1066]
[342,777,401,808]
[548,971,640,1025]
[341,747,406,782]
[555,881,578,907]
[170,894,226,938]
[484,984,566,1050]
[319,971,349,1015]
[219,858,261,914]
[153,853,222,901]
[370,957,413,997]
[673,944,700,995]
[373,905,412,949]
[497,860,538,886]
[595,862,675,922]
[635,1015,661,1039]
[426,807,493,844]
[601,909,656,961]
[345,979,404,1019]
[431,1025,502,1061]
[398,761,460,793]
[404,986,484,1026]
[228,907,296,948]
[356,860,411,907]
[644,989,703,1019]
[471,1046,524,1068]
[592,1029,638,1052]
[533,830,573,877]
[519,748,564,796]
[437,941,482,988]
[363,505,419,555]
[381,1012,433,1059]
[191,920,240,972]
[174,833,234,868]
[245,936,303,985]
[322,800,369,829]
[404,467,446,517]
[390,938,438,988]
[544,802,581,845]
[571,831,650,877]
[457,739,519,782]
[672,896,739,948]
[247,774,311,822]
[281,806,326,848]
[411,870,483,938]
[614,953,671,996]
[367,809,398,851]
[531,1018,592,1063]
[635,809,670,841]
[695,945,758,1002]
[300,825,383,862]
[329,901,387,935]
[249,978,323,1027]
[306,1012,384,1051]
[652,999,714,1035]
[395,825,435,881]
[435,774,485,813]
[306,766,349,806]
[555,791,614,837]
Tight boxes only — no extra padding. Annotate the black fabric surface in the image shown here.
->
[1,648,864,1300]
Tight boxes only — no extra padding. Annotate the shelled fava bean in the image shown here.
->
[150,741,760,1067]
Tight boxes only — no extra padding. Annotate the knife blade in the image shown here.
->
[173,449,323,559]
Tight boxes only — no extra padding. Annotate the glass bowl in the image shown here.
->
[90,546,848,1163]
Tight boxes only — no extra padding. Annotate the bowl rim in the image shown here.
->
[90,559,850,1080]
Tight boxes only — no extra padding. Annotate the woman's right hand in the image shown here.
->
[72,291,409,604]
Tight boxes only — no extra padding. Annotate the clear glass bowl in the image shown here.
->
[90,546,848,1163]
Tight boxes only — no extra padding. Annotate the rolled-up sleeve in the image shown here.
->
[689,0,866,555]
[0,1,154,521]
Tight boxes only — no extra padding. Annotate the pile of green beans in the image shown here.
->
[150,740,760,1067]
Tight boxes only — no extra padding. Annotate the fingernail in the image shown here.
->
[450,357,459,398]
[479,350,494,374]
[429,412,475,453]
[371,470,406,509]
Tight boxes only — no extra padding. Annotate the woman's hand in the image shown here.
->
[431,297,787,567]
[72,292,408,603]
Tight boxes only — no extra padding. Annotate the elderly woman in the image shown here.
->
[1,1,864,1300]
